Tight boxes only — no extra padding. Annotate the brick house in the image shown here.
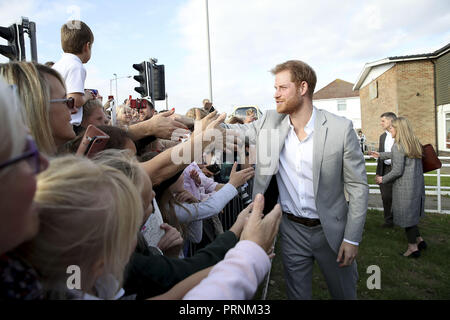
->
[353,43,450,154]
[313,79,361,130]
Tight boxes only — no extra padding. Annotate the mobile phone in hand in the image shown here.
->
[85,136,109,158]
[76,125,110,157]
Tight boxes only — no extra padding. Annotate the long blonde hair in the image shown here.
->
[19,155,143,299]
[392,117,422,158]
[92,149,148,207]
[0,62,65,155]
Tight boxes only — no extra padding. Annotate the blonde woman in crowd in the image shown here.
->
[16,152,280,300]
[18,155,144,299]
[0,62,76,156]
[0,78,49,300]
[116,104,134,126]
[91,150,225,298]
[370,117,426,258]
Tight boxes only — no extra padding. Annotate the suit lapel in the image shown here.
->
[278,115,291,155]
[313,109,327,198]
[380,132,387,152]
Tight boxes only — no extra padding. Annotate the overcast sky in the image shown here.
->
[1,0,449,115]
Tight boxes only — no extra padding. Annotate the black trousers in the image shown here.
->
[405,225,420,244]
[379,164,393,224]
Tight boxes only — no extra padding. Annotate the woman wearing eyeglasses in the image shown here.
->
[0,78,49,299]
[0,62,76,156]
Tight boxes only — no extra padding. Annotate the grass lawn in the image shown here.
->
[260,209,450,300]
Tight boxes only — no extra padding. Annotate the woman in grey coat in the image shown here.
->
[370,117,426,258]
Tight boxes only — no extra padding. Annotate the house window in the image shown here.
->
[446,113,450,149]
[369,81,378,100]
[337,100,346,111]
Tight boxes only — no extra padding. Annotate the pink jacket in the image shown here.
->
[183,241,270,300]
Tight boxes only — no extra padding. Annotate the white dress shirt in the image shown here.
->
[276,108,318,219]
[276,107,358,246]
[384,130,394,165]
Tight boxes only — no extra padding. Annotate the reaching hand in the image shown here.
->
[157,223,184,257]
[228,162,255,188]
[368,151,379,159]
[191,112,241,156]
[240,194,282,254]
[169,113,194,131]
[229,203,253,238]
[375,175,383,184]
[144,109,191,140]
[190,170,202,187]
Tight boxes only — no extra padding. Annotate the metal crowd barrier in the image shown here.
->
[186,178,254,257]
[365,155,450,214]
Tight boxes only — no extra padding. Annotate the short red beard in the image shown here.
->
[277,94,303,114]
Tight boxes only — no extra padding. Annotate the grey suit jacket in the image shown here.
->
[224,108,369,253]
[376,132,387,176]
[380,144,425,227]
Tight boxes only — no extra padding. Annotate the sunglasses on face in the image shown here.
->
[0,136,42,174]
[50,97,75,111]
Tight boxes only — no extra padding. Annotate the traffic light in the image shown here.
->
[0,17,37,61]
[132,61,150,97]
[133,59,166,101]
[149,63,165,101]
[0,24,25,61]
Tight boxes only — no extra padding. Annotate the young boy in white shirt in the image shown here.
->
[53,20,95,127]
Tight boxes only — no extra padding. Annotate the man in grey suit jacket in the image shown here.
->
[223,60,368,299]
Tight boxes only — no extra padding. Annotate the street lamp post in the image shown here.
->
[109,74,132,103]
[113,73,118,104]
[205,0,213,103]
[165,92,168,110]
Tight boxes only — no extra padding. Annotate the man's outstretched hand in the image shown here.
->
[240,194,282,255]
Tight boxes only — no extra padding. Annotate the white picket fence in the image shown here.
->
[365,156,450,214]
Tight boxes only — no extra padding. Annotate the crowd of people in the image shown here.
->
[0,20,281,300]
[0,19,428,301]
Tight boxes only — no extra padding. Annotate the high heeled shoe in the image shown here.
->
[418,241,427,251]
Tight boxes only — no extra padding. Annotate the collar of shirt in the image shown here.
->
[61,52,83,64]
[288,107,316,141]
